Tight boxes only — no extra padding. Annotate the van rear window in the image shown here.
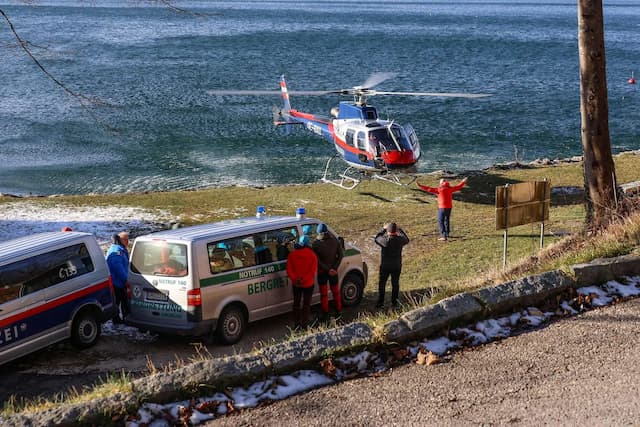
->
[0,243,95,303]
[131,242,188,277]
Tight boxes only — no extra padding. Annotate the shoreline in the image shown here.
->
[2,151,638,200]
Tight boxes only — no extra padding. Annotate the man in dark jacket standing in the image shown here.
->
[312,223,344,321]
[374,222,409,308]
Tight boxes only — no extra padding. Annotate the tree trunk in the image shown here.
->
[577,0,617,231]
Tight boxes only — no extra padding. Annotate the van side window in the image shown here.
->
[300,223,320,243]
[253,235,273,265]
[269,227,297,261]
[0,243,95,302]
[207,242,235,274]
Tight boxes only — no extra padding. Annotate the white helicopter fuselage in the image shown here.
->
[288,100,421,173]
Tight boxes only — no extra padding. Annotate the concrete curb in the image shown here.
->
[470,270,574,315]
[7,255,640,426]
[571,254,640,286]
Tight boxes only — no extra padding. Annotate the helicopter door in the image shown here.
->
[404,124,420,159]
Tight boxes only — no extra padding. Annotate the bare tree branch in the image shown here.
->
[1,8,96,106]
[1,7,117,131]
[1,1,215,131]
[151,0,212,17]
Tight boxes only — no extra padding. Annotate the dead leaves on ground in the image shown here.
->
[415,347,441,366]
[319,358,337,377]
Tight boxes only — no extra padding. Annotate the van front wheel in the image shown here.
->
[216,305,246,345]
[341,273,364,307]
[71,312,101,348]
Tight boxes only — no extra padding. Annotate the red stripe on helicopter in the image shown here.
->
[289,109,331,125]
[0,279,112,328]
[332,133,369,156]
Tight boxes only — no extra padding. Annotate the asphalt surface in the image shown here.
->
[205,297,640,426]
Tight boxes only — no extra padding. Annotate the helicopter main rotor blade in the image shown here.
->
[207,89,334,96]
[359,72,398,90]
[373,91,492,98]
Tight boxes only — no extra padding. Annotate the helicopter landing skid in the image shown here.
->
[372,171,417,187]
[321,156,361,190]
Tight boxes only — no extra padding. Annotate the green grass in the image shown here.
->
[1,371,132,416]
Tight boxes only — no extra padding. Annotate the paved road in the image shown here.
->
[205,298,640,426]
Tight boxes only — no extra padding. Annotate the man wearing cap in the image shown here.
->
[312,223,344,322]
[374,222,409,308]
[286,235,318,329]
[416,177,467,241]
[106,231,130,324]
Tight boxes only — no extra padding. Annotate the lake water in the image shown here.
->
[1,0,639,195]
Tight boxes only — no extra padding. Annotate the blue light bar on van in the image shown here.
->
[256,206,266,218]
[296,207,306,219]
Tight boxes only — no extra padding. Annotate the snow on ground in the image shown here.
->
[0,201,172,245]
[102,320,159,343]
[123,276,640,426]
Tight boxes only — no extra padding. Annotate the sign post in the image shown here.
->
[496,180,551,268]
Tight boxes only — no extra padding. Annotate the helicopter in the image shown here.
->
[208,73,490,189]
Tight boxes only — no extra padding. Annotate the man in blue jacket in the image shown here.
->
[106,231,130,323]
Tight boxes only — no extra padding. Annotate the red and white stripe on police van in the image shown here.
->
[0,280,112,346]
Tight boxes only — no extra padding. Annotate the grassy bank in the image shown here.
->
[2,152,639,304]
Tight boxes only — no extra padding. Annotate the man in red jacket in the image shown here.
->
[417,177,467,241]
[286,235,318,329]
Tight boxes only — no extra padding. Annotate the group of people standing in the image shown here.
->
[374,177,467,308]
[287,176,468,328]
[286,224,344,329]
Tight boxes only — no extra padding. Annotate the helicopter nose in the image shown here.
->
[383,150,416,167]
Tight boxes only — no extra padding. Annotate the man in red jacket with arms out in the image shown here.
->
[416,177,467,241]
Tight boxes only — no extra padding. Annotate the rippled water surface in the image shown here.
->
[1,0,639,195]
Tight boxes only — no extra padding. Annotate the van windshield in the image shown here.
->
[131,241,188,277]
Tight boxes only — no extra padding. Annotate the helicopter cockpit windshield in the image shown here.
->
[368,125,412,153]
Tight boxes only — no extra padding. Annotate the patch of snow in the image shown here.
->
[475,318,511,339]
[451,327,489,346]
[101,321,158,343]
[603,279,640,298]
[577,285,613,306]
[418,336,459,356]
[551,186,583,196]
[0,201,171,245]
[560,300,578,315]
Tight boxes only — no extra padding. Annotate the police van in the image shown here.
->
[126,208,368,344]
[0,231,115,366]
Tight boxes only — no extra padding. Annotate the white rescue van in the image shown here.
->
[126,209,368,344]
[0,232,115,365]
